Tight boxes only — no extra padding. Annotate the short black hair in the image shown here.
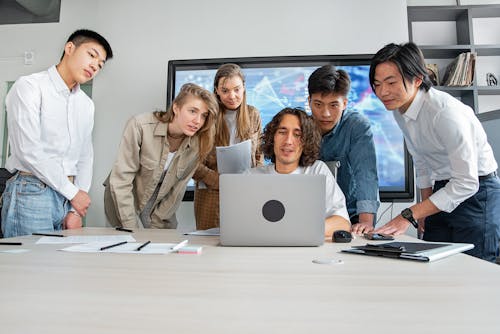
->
[308,65,351,97]
[369,42,432,92]
[61,29,113,61]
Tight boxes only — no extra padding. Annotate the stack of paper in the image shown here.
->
[216,139,252,174]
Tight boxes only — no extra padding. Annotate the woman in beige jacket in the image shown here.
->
[104,83,218,229]
[193,64,263,230]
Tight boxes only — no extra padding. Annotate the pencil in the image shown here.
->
[135,240,151,251]
[32,232,64,237]
[115,227,133,233]
[100,241,128,251]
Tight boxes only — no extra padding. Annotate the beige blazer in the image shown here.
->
[104,112,199,229]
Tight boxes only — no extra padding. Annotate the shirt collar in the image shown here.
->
[271,163,303,174]
[155,120,168,137]
[48,65,81,94]
[400,89,424,121]
[156,122,193,148]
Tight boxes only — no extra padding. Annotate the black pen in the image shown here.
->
[115,227,133,233]
[0,242,22,245]
[135,240,151,251]
[100,241,127,251]
[32,232,64,237]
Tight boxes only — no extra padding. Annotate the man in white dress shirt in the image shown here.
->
[370,42,500,262]
[2,29,113,237]
[248,107,350,238]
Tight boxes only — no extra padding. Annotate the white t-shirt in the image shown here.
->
[163,151,176,171]
[248,160,349,221]
[224,110,239,145]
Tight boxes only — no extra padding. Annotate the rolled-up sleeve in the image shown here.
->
[428,112,479,212]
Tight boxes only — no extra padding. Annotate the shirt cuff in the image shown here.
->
[356,200,380,214]
[416,175,433,189]
[121,219,139,229]
[60,182,79,201]
[429,189,455,213]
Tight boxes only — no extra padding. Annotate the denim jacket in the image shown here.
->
[320,110,380,217]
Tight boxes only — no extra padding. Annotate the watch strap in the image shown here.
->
[401,208,418,228]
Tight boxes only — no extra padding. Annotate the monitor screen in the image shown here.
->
[167,55,414,202]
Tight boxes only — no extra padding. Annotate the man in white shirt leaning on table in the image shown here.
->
[370,42,500,262]
[1,29,113,238]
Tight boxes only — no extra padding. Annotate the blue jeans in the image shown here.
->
[424,175,500,262]
[1,173,70,238]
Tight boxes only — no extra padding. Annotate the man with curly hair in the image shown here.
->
[248,108,350,237]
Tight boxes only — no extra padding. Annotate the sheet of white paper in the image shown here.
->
[59,242,179,254]
[36,235,136,244]
[216,139,252,174]
[184,227,220,236]
[0,249,31,254]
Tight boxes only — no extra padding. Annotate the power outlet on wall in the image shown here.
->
[24,51,34,65]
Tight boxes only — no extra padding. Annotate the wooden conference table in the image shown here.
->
[0,227,499,334]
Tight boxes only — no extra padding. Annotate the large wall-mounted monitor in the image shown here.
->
[167,55,414,202]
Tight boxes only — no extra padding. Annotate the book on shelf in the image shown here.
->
[441,52,476,87]
[426,63,440,86]
[466,53,476,85]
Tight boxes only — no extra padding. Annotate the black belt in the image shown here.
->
[479,171,497,180]
[435,171,497,186]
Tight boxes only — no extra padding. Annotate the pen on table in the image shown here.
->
[0,242,23,246]
[115,227,133,233]
[135,240,151,251]
[170,239,188,252]
[32,232,64,237]
[100,241,128,251]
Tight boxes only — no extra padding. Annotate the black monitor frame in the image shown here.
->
[167,55,414,203]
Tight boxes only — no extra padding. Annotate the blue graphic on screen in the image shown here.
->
[175,65,405,191]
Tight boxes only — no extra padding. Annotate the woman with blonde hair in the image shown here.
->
[104,83,218,229]
[193,63,263,230]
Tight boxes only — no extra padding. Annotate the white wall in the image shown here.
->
[0,0,409,231]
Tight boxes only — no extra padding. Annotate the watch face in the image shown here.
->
[401,208,412,219]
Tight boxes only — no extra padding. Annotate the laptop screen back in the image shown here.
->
[219,174,325,246]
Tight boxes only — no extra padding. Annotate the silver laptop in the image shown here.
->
[219,174,326,246]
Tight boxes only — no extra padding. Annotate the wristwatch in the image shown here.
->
[401,208,418,228]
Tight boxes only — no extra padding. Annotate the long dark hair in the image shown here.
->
[213,63,253,146]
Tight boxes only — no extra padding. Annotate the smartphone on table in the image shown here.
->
[364,233,394,241]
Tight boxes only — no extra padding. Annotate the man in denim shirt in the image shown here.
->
[308,65,379,234]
